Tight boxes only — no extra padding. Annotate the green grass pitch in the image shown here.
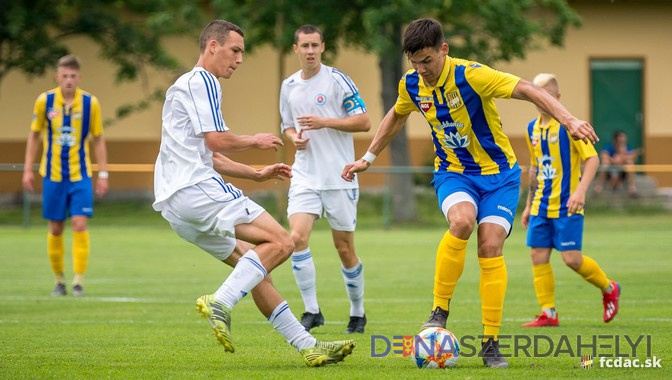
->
[0,207,670,379]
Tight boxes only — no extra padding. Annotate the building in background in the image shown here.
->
[1,1,671,196]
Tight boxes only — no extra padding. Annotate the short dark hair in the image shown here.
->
[199,20,244,52]
[57,55,81,70]
[613,130,627,140]
[294,24,323,44]
[402,18,444,57]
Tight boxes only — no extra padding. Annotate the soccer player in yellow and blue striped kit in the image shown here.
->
[343,19,599,368]
[521,73,620,327]
[22,55,109,297]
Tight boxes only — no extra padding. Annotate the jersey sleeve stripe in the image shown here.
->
[331,68,357,95]
[45,93,55,180]
[80,94,91,179]
[203,71,225,131]
[198,71,222,131]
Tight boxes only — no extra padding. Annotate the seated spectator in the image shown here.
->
[594,130,640,196]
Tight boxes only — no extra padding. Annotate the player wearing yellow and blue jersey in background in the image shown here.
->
[521,73,620,327]
[22,55,109,297]
[343,19,599,368]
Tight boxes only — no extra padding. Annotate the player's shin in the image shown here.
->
[479,256,507,340]
[268,300,316,351]
[47,232,65,282]
[72,230,90,282]
[291,248,319,313]
[532,263,555,310]
[576,256,610,290]
[215,250,267,308]
[341,261,364,317]
[433,231,467,311]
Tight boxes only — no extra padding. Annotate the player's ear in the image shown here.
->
[293,44,298,54]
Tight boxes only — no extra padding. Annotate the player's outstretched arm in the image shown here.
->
[205,131,283,154]
[512,80,599,144]
[341,107,409,182]
[212,152,291,182]
[298,113,371,133]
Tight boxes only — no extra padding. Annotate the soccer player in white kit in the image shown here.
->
[280,25,371,334]
[153,20,354,366]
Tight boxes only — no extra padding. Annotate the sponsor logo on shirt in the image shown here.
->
[420,102,433,113]
[531,133,541,147]
[537,154,557,180]
[442,131,469,149]
[439,121,464,130]
[47,108,60,120]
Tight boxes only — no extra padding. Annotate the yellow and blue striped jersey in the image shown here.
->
[526,117,597,218]
[31,87,103,182]
[394,57,520,175]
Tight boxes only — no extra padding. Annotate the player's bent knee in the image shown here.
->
[449,215,475,237]
[277,235,295,261]
[290,231,309,250]
[562,254,582,270]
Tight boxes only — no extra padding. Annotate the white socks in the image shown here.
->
[268,301,317,351]
[342,262,365,317]
[542,307,557,319]
[291,248,319,313]
[214,250,267,309]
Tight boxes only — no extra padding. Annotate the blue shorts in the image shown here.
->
[432,165,521,234]
[42,178,93,221]
[526,214,584,251]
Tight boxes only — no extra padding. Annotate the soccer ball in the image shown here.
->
[412,327,459,369]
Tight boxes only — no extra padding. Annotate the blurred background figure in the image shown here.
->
[595,130,641,196]
[22,55,109,297]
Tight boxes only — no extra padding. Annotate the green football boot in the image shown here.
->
[196,294,234,353]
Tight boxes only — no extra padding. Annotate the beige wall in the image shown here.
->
[2,1,671,191]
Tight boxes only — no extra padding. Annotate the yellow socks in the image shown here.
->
[532,263,555,309]
[433,231,468,311]
[47,233,65,282]
[72,230,90,282]
[576,255,610,291]
[479,256,507,340]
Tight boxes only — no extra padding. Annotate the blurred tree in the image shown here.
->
[2,0,581,222]
[0,0,204,93]
[213,0,581,222]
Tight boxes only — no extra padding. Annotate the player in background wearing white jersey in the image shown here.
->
[280,25,371,334]
[153,20,354,366]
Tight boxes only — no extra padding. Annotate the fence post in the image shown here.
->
[22,189,31,229]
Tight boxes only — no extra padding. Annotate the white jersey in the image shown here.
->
[280,64,367,190]
[153,66,237,211]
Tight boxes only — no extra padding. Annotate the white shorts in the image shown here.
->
[160,177,264,260]
[287,184,358,231]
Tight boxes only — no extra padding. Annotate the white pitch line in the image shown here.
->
[2,317,671,325]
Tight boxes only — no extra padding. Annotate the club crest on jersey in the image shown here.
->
[47,108,60,120]
[549,132,559,144]
[446,91,463,109]
[420,102,433,113]
[315,93,327,106]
